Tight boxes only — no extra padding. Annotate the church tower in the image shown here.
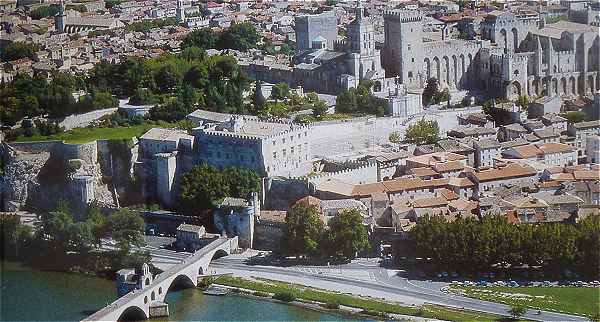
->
[347,0,374,56]
[345,0,382,82]
[176,0,186,23]
[55,0,67,33]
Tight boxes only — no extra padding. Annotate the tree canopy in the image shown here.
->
[336,81,387,116]
[405,119,440,144]
[2,42,40,62]
[282,203,324,257]
[181,23,260,52]
[411,215,600,278]
[323,209,370,258]
[177,164,261,217]
[422,78,450,106]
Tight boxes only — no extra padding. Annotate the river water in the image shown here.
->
[1,262,353,321]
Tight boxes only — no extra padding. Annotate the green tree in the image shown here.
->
[29,4,60,19]
[2,42,39,61]
[509,305,527,320]
[516,95,529,109]
[324,209,370,259]
[405,119,440,144]
[252,80,267,115]
[221,166,261,199]
[155,64,182,93]
[218,22,260,51]
[564,111,586,123]
[271,82,290,101]
[182,28,219,50]
[179,46,206,61]
[84,205,108,248]
[282,203,324,257]
[422,78,439,106]
[106,208,145,249]
[336,81,386,116]
[388,131,402,145]
[312,100,328,118]
[178,163,230,214]
[575,216,600,277]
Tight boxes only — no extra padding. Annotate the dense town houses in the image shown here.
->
[0,0,599,261]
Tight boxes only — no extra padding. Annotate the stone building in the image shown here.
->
[383,9,484,91]
[194,116,312,178]
[55,0,124,33]
[382,8,600,100]
[295,10,338,52]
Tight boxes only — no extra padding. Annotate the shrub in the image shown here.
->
[252,291,269,297]
[197,276,214,289]
[360,309,388,318]
[323,300,340,309]
[273,291,296,302]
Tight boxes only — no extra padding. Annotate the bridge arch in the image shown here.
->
[212,249,229,260]
[168,274,196,293]
[118,306,147,321]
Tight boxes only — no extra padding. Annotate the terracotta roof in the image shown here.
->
[537,143,575,154]
[511,196,549,208]
[448,198,478,211]
[406,152,467,167]
[448,177,475,188]
[573,170,600,181]
[295,195,322,209]
[433,160,464,173]
[510,144,543,158]
[551,172,575,181]
[440,188,459,200]
[537,180,561,189]
[409,167,439,177]
[412,196,448,208]
[352,182,387,197]
[473,163,537,182]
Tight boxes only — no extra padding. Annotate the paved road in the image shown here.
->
[209,257,589,322]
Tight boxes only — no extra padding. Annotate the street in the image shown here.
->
[143,243,587,322]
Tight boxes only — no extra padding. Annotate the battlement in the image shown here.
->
[199,122,312,141]
[384,9,423,23]
[423,39,482,52]
[298,158,378,186]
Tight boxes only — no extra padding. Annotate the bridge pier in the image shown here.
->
[83,237,238,322]
[149,301,169,318]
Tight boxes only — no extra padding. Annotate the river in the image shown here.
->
[1,262,354,321]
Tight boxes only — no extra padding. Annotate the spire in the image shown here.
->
[356,0,364,20]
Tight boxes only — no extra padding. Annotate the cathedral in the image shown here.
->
[382,7,600,100]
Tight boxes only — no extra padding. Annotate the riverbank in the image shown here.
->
[214,275,509,321]
[447,285,600,319]
[1,262,352,321]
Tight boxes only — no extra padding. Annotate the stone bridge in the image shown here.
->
[82,237,238,322]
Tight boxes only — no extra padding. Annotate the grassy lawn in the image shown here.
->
[450,286,600,318]
[12,123,176,144]
[215,275,507,321]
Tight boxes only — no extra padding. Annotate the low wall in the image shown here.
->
[307,161,378,186]
[58,108,117,131]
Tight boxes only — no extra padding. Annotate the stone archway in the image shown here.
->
[118,306,147,321]
[561,78,567,95]
[512,27,519,50]
[167,274,196,293]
